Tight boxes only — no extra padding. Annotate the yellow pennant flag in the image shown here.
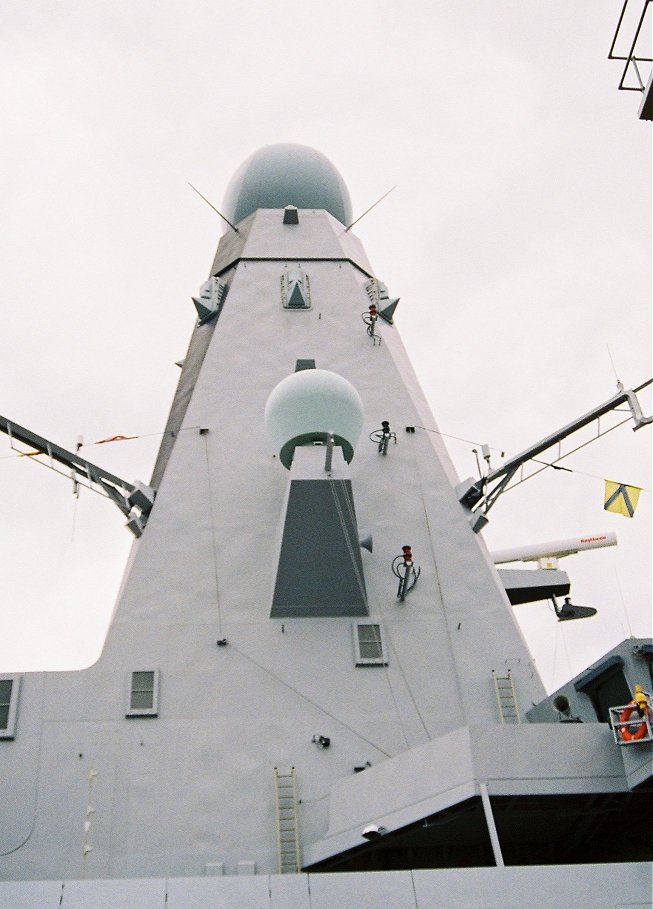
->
[604,480,642,518]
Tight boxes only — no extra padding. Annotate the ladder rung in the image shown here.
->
[274,767,300,874]
[492,671,520,724]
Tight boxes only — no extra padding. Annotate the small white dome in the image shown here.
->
[264,369,364,469]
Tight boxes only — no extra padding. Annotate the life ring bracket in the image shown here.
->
[609,701,653,745]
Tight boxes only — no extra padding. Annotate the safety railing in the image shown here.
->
[609,1,652,100]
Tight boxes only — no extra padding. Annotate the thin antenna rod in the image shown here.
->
[606,344,622,387]
[188,182,239,233]
[344,186,396,232]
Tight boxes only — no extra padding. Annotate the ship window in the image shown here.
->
[353,623,387,666]
[0,676,21,739]
[126,670,159,717]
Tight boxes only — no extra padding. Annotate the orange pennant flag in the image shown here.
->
[93,435,136,445]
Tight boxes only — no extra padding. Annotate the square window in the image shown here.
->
[126,670,159,717]
[353,624,387,666]
[0,676,21,739]
[0,681,11,725]
[130,689,154,710]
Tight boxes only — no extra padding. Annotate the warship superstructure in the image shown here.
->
[0,145,651,907]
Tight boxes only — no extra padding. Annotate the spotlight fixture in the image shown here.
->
[362,824,387,840]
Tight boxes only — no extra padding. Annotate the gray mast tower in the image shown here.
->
[0,145,651,907]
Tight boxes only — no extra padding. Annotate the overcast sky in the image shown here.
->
[1,1,650,691]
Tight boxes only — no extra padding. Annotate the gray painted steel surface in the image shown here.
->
[0,147,651,902]
[0,866,651,908]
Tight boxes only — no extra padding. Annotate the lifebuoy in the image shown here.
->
[618,702,650,742]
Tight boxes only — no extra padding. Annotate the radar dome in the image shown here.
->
[222,144,352,227]
[265,369,364,469]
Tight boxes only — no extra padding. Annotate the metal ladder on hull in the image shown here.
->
[492,669,521,724]
[273,767,301,873]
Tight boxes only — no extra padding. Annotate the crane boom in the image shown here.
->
[0,415,154,536]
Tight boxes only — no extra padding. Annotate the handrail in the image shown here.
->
[608,0,652,92]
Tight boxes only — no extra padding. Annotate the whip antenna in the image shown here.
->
[188,182,239,233]
[344,186,396,232]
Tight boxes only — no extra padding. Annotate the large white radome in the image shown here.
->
[221,143,352,228]
[264,369,364,469]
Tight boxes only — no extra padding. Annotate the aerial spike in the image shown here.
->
[344,186,396,232]
[188,182,239,233]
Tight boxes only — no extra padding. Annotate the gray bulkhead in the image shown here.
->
[0,201,648,884]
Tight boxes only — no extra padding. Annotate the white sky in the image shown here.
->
[1,1,650,692]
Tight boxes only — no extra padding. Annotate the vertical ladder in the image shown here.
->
[492,670,521,724]
[273,767,300,873]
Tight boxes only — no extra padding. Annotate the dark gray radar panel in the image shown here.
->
[270,447,368,618]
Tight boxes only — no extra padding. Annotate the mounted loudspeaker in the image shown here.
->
[359,535,373,553]
[553,695,570,715]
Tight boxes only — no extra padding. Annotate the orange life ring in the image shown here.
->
[618,703,650,742]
